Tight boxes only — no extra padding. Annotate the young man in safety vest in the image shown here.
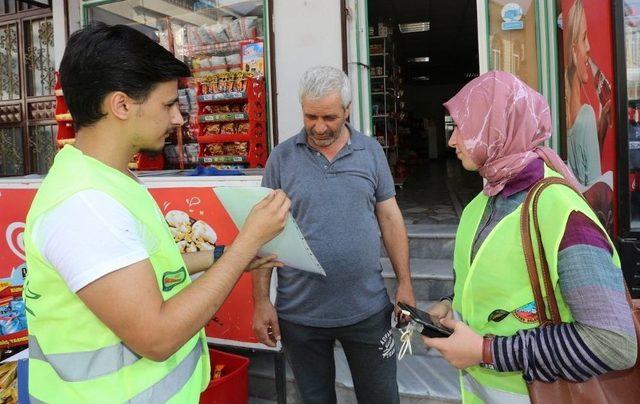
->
[24,23,290,403]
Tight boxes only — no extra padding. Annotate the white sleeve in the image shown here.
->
[31,189,151,292]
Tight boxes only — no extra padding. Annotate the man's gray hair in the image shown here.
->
[298,66,352,108]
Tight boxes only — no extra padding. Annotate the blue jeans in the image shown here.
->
[279,304,399,404]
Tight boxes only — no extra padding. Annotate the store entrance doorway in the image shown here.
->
[367,0,482,224]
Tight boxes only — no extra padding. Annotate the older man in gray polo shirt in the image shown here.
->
[252,66,414,403]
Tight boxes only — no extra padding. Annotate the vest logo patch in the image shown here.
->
[162,267,187,292]
[488,301,538,324]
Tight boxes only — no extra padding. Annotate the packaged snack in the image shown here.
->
[205,124,221,135]
[9,299,26,331]
[204,144,225,156]
[241,42,264,76]
[222,143,235,155]
[226,53,241,66]
[236,142,249,156]
[210,55,226,66]
[222,123,236,133]
[225,19,242,41]
[233,76,245,92]
[217,76,228,93]
[229,104,242,113]
[237,123,250,134]
[213,364,225,380]
[0,315,21,335]
[210,24,229,43]
[240,16,259,39]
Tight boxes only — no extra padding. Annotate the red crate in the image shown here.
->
[200,349,249,404]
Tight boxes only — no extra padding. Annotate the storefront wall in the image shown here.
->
[55,1,348,147]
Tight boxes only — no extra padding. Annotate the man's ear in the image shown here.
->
[345,102,352,120]
[105,91,133,121]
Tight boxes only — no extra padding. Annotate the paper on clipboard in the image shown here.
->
[213,187,326,276]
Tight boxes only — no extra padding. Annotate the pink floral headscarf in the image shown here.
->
[444,71,580,196]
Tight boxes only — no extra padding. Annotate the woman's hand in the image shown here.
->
[426,299,453,327]
[422,318,483,369]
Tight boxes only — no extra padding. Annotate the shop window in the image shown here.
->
[83,0,270,171]
[24,17,55,97]
[488,0,539,90]
[0,6,55,176]
[0,23,20,101]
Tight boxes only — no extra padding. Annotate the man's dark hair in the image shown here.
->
[59,23,190,130]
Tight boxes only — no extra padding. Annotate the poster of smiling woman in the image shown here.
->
[562,0,618,236]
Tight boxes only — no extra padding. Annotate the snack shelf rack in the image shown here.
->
[194,76,267,168]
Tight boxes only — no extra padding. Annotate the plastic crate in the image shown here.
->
[200,349,249,404]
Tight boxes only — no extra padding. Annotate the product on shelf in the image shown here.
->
[203,144,225,156]
[54,72,76,147]
[237,123,249,134]
[242,42,264,75]
[0,361,17,402]
[193,75,267,168]
[204,124,222,135]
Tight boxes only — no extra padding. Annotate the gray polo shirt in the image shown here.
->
[261,125,395,327]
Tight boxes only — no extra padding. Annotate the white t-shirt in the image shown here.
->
[30,190,154,292]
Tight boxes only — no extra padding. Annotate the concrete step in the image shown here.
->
[247,346,461,403]
[382,258,454,301]
[382,224,457,260]
[249,398,277,404]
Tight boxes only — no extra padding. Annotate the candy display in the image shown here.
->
[193,73,266,168]
[200,72,250,96]
[0,362,17,403]
[202,142,248,157]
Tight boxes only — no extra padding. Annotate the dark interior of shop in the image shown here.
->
[367,0,482,224]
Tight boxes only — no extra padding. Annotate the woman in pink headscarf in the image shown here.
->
[421,71,635,403]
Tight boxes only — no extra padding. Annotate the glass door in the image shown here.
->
[622,0,640,233]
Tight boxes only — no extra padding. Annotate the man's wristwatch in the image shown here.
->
[480,334,495,370]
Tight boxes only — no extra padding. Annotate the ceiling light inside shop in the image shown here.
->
[413,76,430,81]
[408,57,430,63]
[399,22,430,33]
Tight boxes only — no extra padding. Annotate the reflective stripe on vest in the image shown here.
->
[462,371,530,404]
[129,341,202,403]
[30,339,203,404]
[29,335,141,382]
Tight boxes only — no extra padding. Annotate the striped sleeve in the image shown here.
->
[492,323,612,382]
[491,212,637,382]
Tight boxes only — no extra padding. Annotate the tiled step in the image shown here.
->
[382,257,454,301]
[247,346,461,403]
[382,224,457,259]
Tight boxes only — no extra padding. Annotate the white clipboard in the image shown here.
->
[213,186,326,276]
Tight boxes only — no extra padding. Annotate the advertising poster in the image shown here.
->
[0,183,266,349]
[148,187,261,346]
[561,0,618,236]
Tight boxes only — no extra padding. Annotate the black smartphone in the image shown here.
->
[397,302,452,338]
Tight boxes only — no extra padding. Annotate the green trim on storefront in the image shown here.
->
[81,0,113,23]
[534,0,543,93]
[362,0,370,133]
[263,0,274,149]
[485,0,491,69]
[549,0,561,153]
